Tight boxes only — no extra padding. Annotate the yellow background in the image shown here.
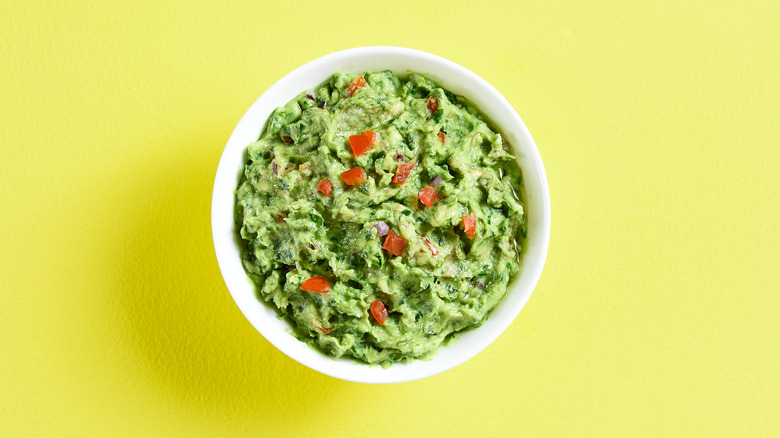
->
[2,0,778,436]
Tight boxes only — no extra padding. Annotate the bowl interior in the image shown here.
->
[211,47,550,383]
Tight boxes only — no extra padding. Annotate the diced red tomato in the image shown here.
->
[392,161,416,185]
[421,237,438,256]
[463,214,476,239]
[418,186,438,207]
[370,300,388,325]
[348,130,376,157]
[438,131,445,144]
[347,75,366,97]
[317,178,333,196]
[341,167,367,185]
[300,276,330,294]
[427,96,439,113]
[382,230,408,256]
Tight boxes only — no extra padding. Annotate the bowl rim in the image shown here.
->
[211,46,550,383]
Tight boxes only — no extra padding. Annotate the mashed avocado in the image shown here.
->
[236,71,526,366]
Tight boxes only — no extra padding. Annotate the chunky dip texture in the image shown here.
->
[236,71,526,366]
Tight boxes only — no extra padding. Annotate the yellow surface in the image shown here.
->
[2,0,778,436]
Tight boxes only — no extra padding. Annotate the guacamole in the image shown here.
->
[236,71,526,366]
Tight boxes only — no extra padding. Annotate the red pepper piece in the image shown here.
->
[371,300,388,325]
[348,130,376,157]
[392,161,416,185]
[347,75,367,97]
[418,186,438,207]
[317,178,333,196]
[341,167,367,185]
[463,214,476,239]
[300,276,330,294]
[382,230,408,257]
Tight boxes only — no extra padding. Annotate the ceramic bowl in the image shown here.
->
[211,46,550,383]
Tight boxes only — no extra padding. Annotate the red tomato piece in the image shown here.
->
[340,167,367,185]
[427,96,439,113]
[418,186,438,207]
[317,178,333,196]
[438,131,446,144]
[392,161,416,185]
[382,230,408,257]
[300,276,330,294]
[370,300,388,325]
[421,237,438,256]
[463,214,476,239]
[347,75,366,97]
[348,130,376,157]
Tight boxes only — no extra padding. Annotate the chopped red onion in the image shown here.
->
[395,153,404,161]
[272,162,278,176]
[374,221,389,236]
[430,175,442,186]
[318,100,326,109]
[305,91,315,100]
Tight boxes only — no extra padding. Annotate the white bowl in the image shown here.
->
[211,47,550,383]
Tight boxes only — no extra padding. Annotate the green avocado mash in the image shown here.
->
[236,71,526,366]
